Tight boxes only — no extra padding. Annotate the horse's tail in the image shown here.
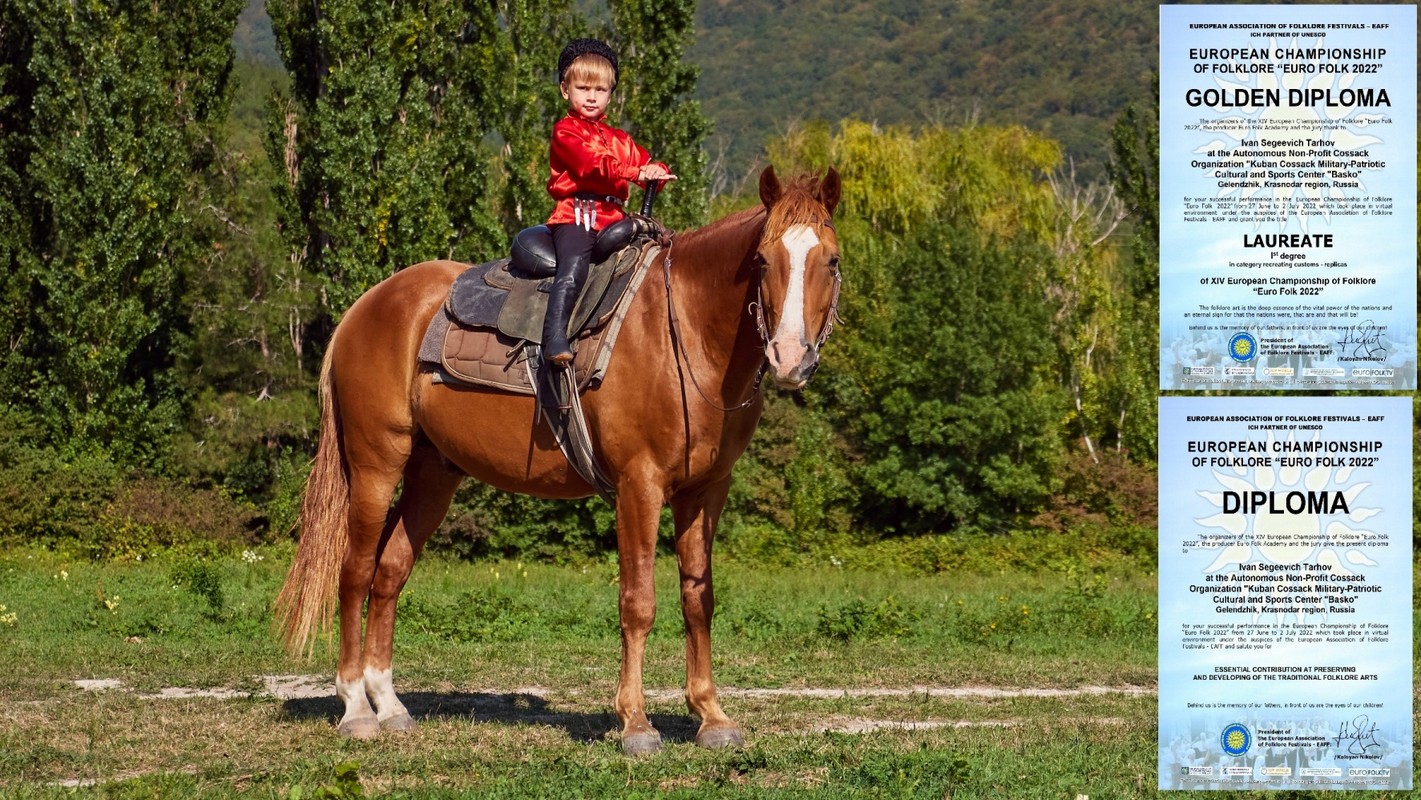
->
[274,337,349,659]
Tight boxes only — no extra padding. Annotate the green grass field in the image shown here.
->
[0,544,1410,798]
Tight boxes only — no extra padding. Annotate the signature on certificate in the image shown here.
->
[1338,320,1388,360]
[1333,714,1384,755]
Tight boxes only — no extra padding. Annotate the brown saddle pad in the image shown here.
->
[418,243,661,395]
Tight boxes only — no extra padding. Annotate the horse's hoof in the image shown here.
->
[696,726,745,750]
[622,731,662,756]
[380,713,417,733]
[336,715,381,740]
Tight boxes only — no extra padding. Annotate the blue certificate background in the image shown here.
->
[1160,5,1416,390]
[1158,396,1412,790]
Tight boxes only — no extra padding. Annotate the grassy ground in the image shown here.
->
[0,544,1408,798]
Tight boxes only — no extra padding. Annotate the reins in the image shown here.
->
[660,217,842,413]
[662,239,766,413]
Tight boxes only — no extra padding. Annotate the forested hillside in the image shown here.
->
[693,0,1155,184]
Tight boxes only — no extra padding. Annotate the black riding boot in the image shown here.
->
[541,250,590,366]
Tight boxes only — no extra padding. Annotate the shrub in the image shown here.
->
[170,558,227,617]
[1031,446,1157,533]
[0,410,123,544]
[815,595,916,641]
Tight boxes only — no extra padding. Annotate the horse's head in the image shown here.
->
[755,166,842,391]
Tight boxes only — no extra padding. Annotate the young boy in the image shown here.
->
[542,38,675,365]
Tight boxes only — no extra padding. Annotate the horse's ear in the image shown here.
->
[759,165,782,208]
[818,167,841,215]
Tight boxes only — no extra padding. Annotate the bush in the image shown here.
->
[1031,446,1157,533]
[0,409,123,544]
[816,595,917,641]
[425,485,617,562]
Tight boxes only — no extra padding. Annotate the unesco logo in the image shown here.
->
[1220,722,1252,757]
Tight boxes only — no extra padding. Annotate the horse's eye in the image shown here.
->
[827,255,841,271]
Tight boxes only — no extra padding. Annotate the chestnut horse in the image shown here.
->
[276,166,842,755]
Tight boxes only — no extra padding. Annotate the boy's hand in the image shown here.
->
[638,164,677,182]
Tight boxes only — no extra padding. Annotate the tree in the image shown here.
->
[846,223,1066,531]
[0,0,243,463]
[1105,97,1161,459]
[757,120,1074,532]
[477,0,578,235]
[607,0,713,228]
[173,62,319,502]
[266,0,518,318]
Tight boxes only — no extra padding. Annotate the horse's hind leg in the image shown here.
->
[334,455,407,739]
[359,445,464,733]
[672,478,743,749]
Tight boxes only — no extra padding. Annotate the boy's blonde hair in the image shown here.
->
[563,53,616,89]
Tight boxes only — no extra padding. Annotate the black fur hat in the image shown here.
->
[558,38,619,84]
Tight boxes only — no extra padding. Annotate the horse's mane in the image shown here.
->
[679,173,833,254]
[762,174,835,244]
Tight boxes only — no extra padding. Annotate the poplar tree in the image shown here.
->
[607,0,712,228]
[267,0,579,318]
[0,0,242,462]
[1106,99,1161,457]
[478,0,576,233]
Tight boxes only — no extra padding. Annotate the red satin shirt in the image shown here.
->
[546,113,662,230]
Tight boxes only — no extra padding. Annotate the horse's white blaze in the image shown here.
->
[772,224,819,354]
[363,666,409,721]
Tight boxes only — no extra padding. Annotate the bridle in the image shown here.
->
[662,219,841,413]
[749,225,842,351]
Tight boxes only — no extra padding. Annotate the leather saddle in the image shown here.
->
[445,215,658,343]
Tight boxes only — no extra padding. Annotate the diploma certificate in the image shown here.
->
[1158,396,1412,790]
[1159,5,1416,390]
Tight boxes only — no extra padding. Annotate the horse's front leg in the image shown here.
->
[614,480,664,755]
[671,478,744,749]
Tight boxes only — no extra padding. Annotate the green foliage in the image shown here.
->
[1105,96,1163,459]
[0,406,262,558]
[266,0,510,317]
[427,486,616,561]
[723,393,859,554]
[170,559,228,617]
[398,585,538,643]
[815,595,915,641]
[474,0,579,234]
[170,388,316,505]
[1031,448,1158,535]
[178,56,321,490]
[287,760,365,800]
[839,224,1067,531]
[607,0,713,228]
[769,120,1059,242]
[0,408,123,544]
[0,0,243,463]
[942,593,1036,649]
[94,478,262,558]
[830,750,972,796]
